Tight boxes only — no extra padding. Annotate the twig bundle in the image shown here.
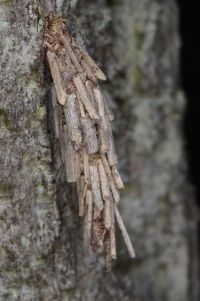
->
[44,13,135,269]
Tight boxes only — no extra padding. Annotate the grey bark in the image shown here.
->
[0,0,199,301]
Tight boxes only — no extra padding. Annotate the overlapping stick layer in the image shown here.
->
[44,13,135,268]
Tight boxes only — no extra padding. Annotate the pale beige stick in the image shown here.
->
[81,60,97,82]
[112,165,124,190]
[63,125,77,182]
[93,206,101,220]
[76,152,87,215]
[97,117,109,153]
[73,76,99,120]
[97,159,112,230]
[114,205,135,258]
[79,181,87,217]
[103,95,114,121]
[47,51,68,105]
[63,93,82,150]
[85,80,97,110]
[97,159,111,200]
[83,148,90,184]
[83,189,93,247]
[86,190,93,224]
[85,80,94,102]
[93,86,109,153]
[58,31,83,73]
[110,181,120,204]
[110,198,117,259]
[76,151,81,198]
[89,163,104,212]
[77,92,86,118]
[103,197,112,230]
[81,117,99,154]
[83,52,106,81]
[100,154,112,178]
[101,154,120,204]
[93,86,105,118]
[77,174,84,215]
[76,151,81,179]
[106,119,118,166]
[71,37,107,81]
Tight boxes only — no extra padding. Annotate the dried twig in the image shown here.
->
[83,189,93,246]
[114,205,135,258]
[47,51,68,105]
[110,198,117,259]
[98,159,112,229]
[63,93,82,150]
[73,76,99,120]
[63,125,77,183]
[112,165,124,190]
[71,38,107,81]
[89,163,104,212]
[81,116,99,154]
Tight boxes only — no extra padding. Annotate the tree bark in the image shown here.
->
[0,0,198,300]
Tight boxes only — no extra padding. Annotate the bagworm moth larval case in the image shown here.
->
[44,12,135,270]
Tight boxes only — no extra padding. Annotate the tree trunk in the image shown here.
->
[0,0,198,300]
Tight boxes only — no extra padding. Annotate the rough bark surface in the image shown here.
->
[0,0,198,300]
